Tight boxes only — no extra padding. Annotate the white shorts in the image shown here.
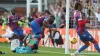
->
[11,39,20,51]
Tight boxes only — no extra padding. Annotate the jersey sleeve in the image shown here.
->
[74,11,80,19]
[74,11,82,20]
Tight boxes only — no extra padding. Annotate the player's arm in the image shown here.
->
[43,19,49,28]
[49,4,55,15]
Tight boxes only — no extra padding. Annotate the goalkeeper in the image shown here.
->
[12,31,38,53]
[0,28,38,54]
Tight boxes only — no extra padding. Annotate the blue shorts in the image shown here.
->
[77,30,94,42]
[30,20,43,38]
[13,27,23,36]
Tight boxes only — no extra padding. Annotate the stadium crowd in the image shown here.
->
[0,0,100,29]
[70,0,100,29]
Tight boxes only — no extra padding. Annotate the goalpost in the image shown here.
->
[65,0,70,54]
[26,0,70,54]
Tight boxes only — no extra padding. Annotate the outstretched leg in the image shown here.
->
[77,41,89,53]
[91,40,100,53]
[72,41,89,56]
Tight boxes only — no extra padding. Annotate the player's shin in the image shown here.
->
[76,45,88,53]
[20,41,23,47]
[20,35,24,46]
[91,40,100,53]
[94,43,100,53]
[72,45,89,56]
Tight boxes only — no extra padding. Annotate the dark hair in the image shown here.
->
[48,15,55,24]
[74,2,82,10]
[31,44,38,50]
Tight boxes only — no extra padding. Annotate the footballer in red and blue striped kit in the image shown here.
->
[30,14,55,51]
[8,9,24,46]
[72,2,100,56]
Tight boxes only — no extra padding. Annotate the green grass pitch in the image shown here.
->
[0,43,100,56]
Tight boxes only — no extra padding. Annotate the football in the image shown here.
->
[70,38,77,44]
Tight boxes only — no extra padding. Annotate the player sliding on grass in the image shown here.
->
[72,2,100,56]
[12,30,38,53]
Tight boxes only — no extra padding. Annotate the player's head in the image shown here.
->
[74,2,83,11]
[31,44,38,50]
[43,15,55,28]
[47,15,55,24]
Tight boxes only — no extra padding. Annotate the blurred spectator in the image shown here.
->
[49,4,62,28]
[91,6,100,28]
[52,28,64,48]
[1,12,9,30]
[28,13,34,22]
[0,16,3,25]
[95,7,100,21]
[95,7,100,28]
[32,8,38,19]
[89,16,97,29]
[28,13,34,27]
[20,16,29,28]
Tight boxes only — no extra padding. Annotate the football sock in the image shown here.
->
[76,45,88,53]
[94,44,100,53]
[20,41,23,47]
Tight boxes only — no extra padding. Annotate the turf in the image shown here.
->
[0,43,100,56]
